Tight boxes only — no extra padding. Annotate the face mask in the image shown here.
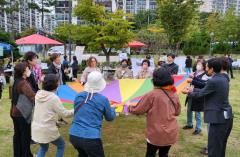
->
[142,64,148,69]
[122,64,128,68]
[26,70,31,77]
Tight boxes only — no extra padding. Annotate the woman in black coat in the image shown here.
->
[183,60,210,135]
[48,53,68,85]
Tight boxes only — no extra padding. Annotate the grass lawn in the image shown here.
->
[0,71,240,157]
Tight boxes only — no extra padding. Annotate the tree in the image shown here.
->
[0,29,21,59]
[183,31,210,56]
[157,0,200,53]
[136,27,168,53]
[218,9,239,43]
[54,23,78,55]
[29,0,56,29]
[205,9,240,54]
[133,10,158,30]
[69,0,134,65]
[19,27,37,38]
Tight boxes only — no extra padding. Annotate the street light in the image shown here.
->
[209,32,214,57]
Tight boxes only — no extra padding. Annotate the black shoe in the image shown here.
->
[192,130,201,135]
[182,125,193,130]
[200,147,208,155]
[30,140,37,145]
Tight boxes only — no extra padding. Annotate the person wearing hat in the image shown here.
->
[69,71,116,157]
[128,68,181,157]
[31,74,74,157]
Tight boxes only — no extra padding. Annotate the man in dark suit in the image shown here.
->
[183,58,233,157]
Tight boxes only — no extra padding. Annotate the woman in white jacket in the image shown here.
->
[31,74,73,157]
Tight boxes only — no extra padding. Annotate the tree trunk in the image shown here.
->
[105,53,110,66]
[176,42,181,56]
[64,43,67,56]
[101,44,110,66]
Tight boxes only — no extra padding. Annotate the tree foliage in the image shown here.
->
[65,0,134,64]
[132,10,158,30]
[19,27,37,38]
[136,27,168,53]
[157,0,200,53]
[183,31,210,56]
[0,29,21,58]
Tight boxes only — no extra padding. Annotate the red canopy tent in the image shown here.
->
[128,41,146,48]
[16,34,63,45]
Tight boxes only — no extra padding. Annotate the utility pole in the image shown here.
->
[68,0,72,62]
[41,0,44,29]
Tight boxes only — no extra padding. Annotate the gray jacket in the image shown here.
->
[188,73,232,124]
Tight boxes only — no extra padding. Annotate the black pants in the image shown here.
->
[0,83,3,99]
[73,69,78,78]
[70,135,105,157]
[0,89,2,99]
[146,142,171,157]
[208,118,233,157]
[12,117,33,157]
[227,66,234,78]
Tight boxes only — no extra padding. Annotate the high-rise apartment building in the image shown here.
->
[54,0,157,27]
[0,0,40,33]
[203,0,240,14]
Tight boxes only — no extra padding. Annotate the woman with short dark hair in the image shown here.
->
[183,60,211,135]
[11,62,36,157]
[129,68,181,157]
[31,74,73,157]
[136,59,152,79]
[24,51,40,92]
[48,53,68,85]
[114,59,133,79]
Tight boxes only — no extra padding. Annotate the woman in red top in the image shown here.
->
[129,68,181,157]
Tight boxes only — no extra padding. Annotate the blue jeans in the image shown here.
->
[185,68,192,75]
[187,103,202,131]
[37,137,65,157]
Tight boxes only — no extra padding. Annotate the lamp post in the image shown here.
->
[209,32,214,57]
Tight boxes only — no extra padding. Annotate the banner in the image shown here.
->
[75,46,85,63]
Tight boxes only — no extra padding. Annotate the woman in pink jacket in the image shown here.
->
[129,68,181,157]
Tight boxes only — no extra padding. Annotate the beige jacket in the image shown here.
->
[81,67,101,83]
[114,67,133,79]
[31,90,73,143]
[136,69,153,79]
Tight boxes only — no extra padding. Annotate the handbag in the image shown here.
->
[16,94,34,124]
[161,89,177,111]
[74,94,93,116]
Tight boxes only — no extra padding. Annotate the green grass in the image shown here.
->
[0,71,240,157]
